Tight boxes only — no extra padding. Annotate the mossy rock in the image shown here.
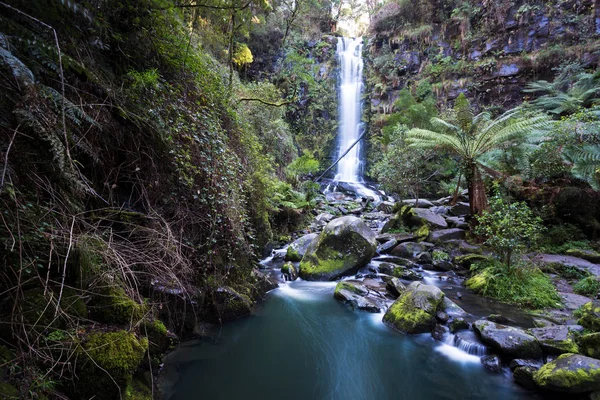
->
[124,378,152,400]
[88,286,146,325]
[213,286,253,322]
[534,353,600,393]
[140,318,172,356]
[333,281,367,300]
[473,320,542,359]
[20,287,87,332]
[454,254,492,268]
[299,216,377,281]
[285,233,318,262]
[449,317,469,333]
[281,262,298,281]
[75,330,148,400]
[575,301,600,332]
[565,249,600,264]
[383,282,445,334]
[578,333,600,359]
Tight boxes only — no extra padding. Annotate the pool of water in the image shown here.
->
[161,280,539,400]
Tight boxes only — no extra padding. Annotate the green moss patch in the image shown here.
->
[578,333,600,359]
[534,353,600,393]
[383,282,444,334]
[575,301,600,332]
[88,286,146,325]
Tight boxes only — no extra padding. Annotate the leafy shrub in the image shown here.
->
[466,260,561,309]
[573,276,600,298]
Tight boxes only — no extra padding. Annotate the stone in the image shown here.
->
[532,254,600,277]
[446,216,469,229]
[436,311,449,324]
[473,320,542,359]
[377,239,398,254]
[281,262,298,281]
[565,249,600,264]
[417,252,433,263]
[385,277,406,297]
[315,212,335,224]
[376,201,396,213]
[578,333,600,359]
[390,242,433,259]
[299,216,377,281]
[383,282,445,334]
[513,366,538,390]
[481,355,502,373]
[449,202,470,216]
[509,359,542,371]
[402,199,435,208]
[391,266,423,281]
[534,354,600,393]
[561,292,594,311]
[285,233,319,261]
[428,229,466,243]
[454,254,492,268]
[333,281,381,313]
[449,317,470,333]
[576,301,600,332]
[432,323,448,341]
[214,287,253,322]
[529,325,582,355]
[375,233,415,244]
[409,208,448,229]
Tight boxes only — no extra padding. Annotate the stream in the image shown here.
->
[161,277,538,400]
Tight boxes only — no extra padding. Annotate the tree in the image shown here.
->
[405,93,552,215]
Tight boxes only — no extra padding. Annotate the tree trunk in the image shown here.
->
[467,164,488,216]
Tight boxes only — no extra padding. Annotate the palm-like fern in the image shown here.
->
[405,93,552,215]
[562,145,600,190]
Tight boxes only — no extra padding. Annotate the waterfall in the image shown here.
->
[335,37,364,183]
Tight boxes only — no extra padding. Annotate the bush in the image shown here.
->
[466,260,562,309]
[573,277,600,298]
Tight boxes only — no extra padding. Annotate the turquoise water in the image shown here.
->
[161,280,536,400]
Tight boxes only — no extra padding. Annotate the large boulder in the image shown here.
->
[473,320,542,359]
[428,228,467,243]
[383,282,445,334]
[534,354,600,393]
[408,208,448,228]
[285,233,319,261]
[299,216,377,281]
[576,301,600,332]
[449,202,471,216]
[528,325,582,355]
[213,287,253,322]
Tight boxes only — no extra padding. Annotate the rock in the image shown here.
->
[409,208,448,229]
[390,242,434,259]
[338,205,349,215]
[299,216,377,281]
[561,292,594,311]
[417,252,433,264]
[513,366,538,390]
[375,257,416,269]
[285,233,319,261]
[487,314,509,324]
[532,254,600,277]
[376,201,396,213]
[375,233,415,244]
[454,254,492,268]
[449,202,470,216]
[473,320,542,359]
[428,229,466,243]
[333,281,381,313]
[315,212,335,224]
[432,324,448,341]
[449,317,470,333]
[443,298,468,318]
[385,277,406,297]
[433,260,453,271]
[566,249,600,264]
[391,266,423,281]
[481,355,502,373]
[534,354,600,393]
[251,269,278,298]
[578,333,600,358]
[576,301,600,332]
[383,282,445,334]
[436,311,449,324]
[214,286,253,322]
[446,216,470,229]
[529,325,582,355]
[325,192,346,202]
[402,199,435,208]
[509,359,542,371]
[377,239,398,254]
[281,262,298,281]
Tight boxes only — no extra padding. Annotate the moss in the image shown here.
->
[281,262,298,280]
[534,353,600,393]
[383,284,444,334]
[573,276,600,298]
[578,333,600,359]
[333,281,366,298]
[449,317,469,333]
[0,381,19,398]
[76,330,148,400]
[124,378,152,400]
[20,287,87,331]
[140,318,171,356]
[454,254,491,268]
[413,224,429,241]
[285,246,301,262]
[575,301,600,332]
[566,248,600,263]
[88,286,147,325]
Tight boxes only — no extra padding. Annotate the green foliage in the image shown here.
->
[432,250,450,262]
[285,150,320,178]
[232,43,254,67]
[475,194,544,267]
[573,277,600,298]
[466,259,561,309]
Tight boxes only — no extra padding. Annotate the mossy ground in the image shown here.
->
[88,286,147,325]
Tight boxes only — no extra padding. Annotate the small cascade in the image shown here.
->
[444,332,488,357]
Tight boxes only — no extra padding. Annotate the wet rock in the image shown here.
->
[402,199,435,208]
[376,201,396,213]
[487,314,509,324]
[449,202,470,216]
[534,354,600,393]
[432,323,448,341]
[299,216,377,281]
[513,366,538,390]
[433,260,453,271]
[417,252,433,263]
[409,208,448,229]
[436,311,449,324]
[578,332,600,358]
[285,233,319,261]
[449,317,469,333]
[481,355,502,373]
[375,233,415,244]
[390,242,434,259]
[576,301,600,332]
[384,277,406,297]
[377,239,398,254]
[325,192,347,202]
[333,281,381,313]
[281,262,298,281]
[529,325,582,355]
[214,287,253,322]
[509,359,542,371]
[391,266,423,281]
[428,229,466,243]
[473,320,542,359]
[374,257,416,269]
[383,282,445,334]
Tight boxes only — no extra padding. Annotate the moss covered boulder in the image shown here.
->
[76,330,148,400]
[534,353,600,393]
[576,301,600,332]
[213,286,253,322]
[528,325,581,355]
[281,262,298,281]
[333,280,380,313]
[140,318,174,356]
[299,216,377,281]
[285,233,319,262]
[473,320,542,359]
[88,286,146,325]
[578,333,600,359]
[383,282,445,334]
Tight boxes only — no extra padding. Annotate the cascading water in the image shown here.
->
[335,37,364,183]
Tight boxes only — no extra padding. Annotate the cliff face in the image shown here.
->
[366,0,600,117]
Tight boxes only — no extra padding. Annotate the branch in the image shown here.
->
[238,97,296,107]
[159,1,253,11]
